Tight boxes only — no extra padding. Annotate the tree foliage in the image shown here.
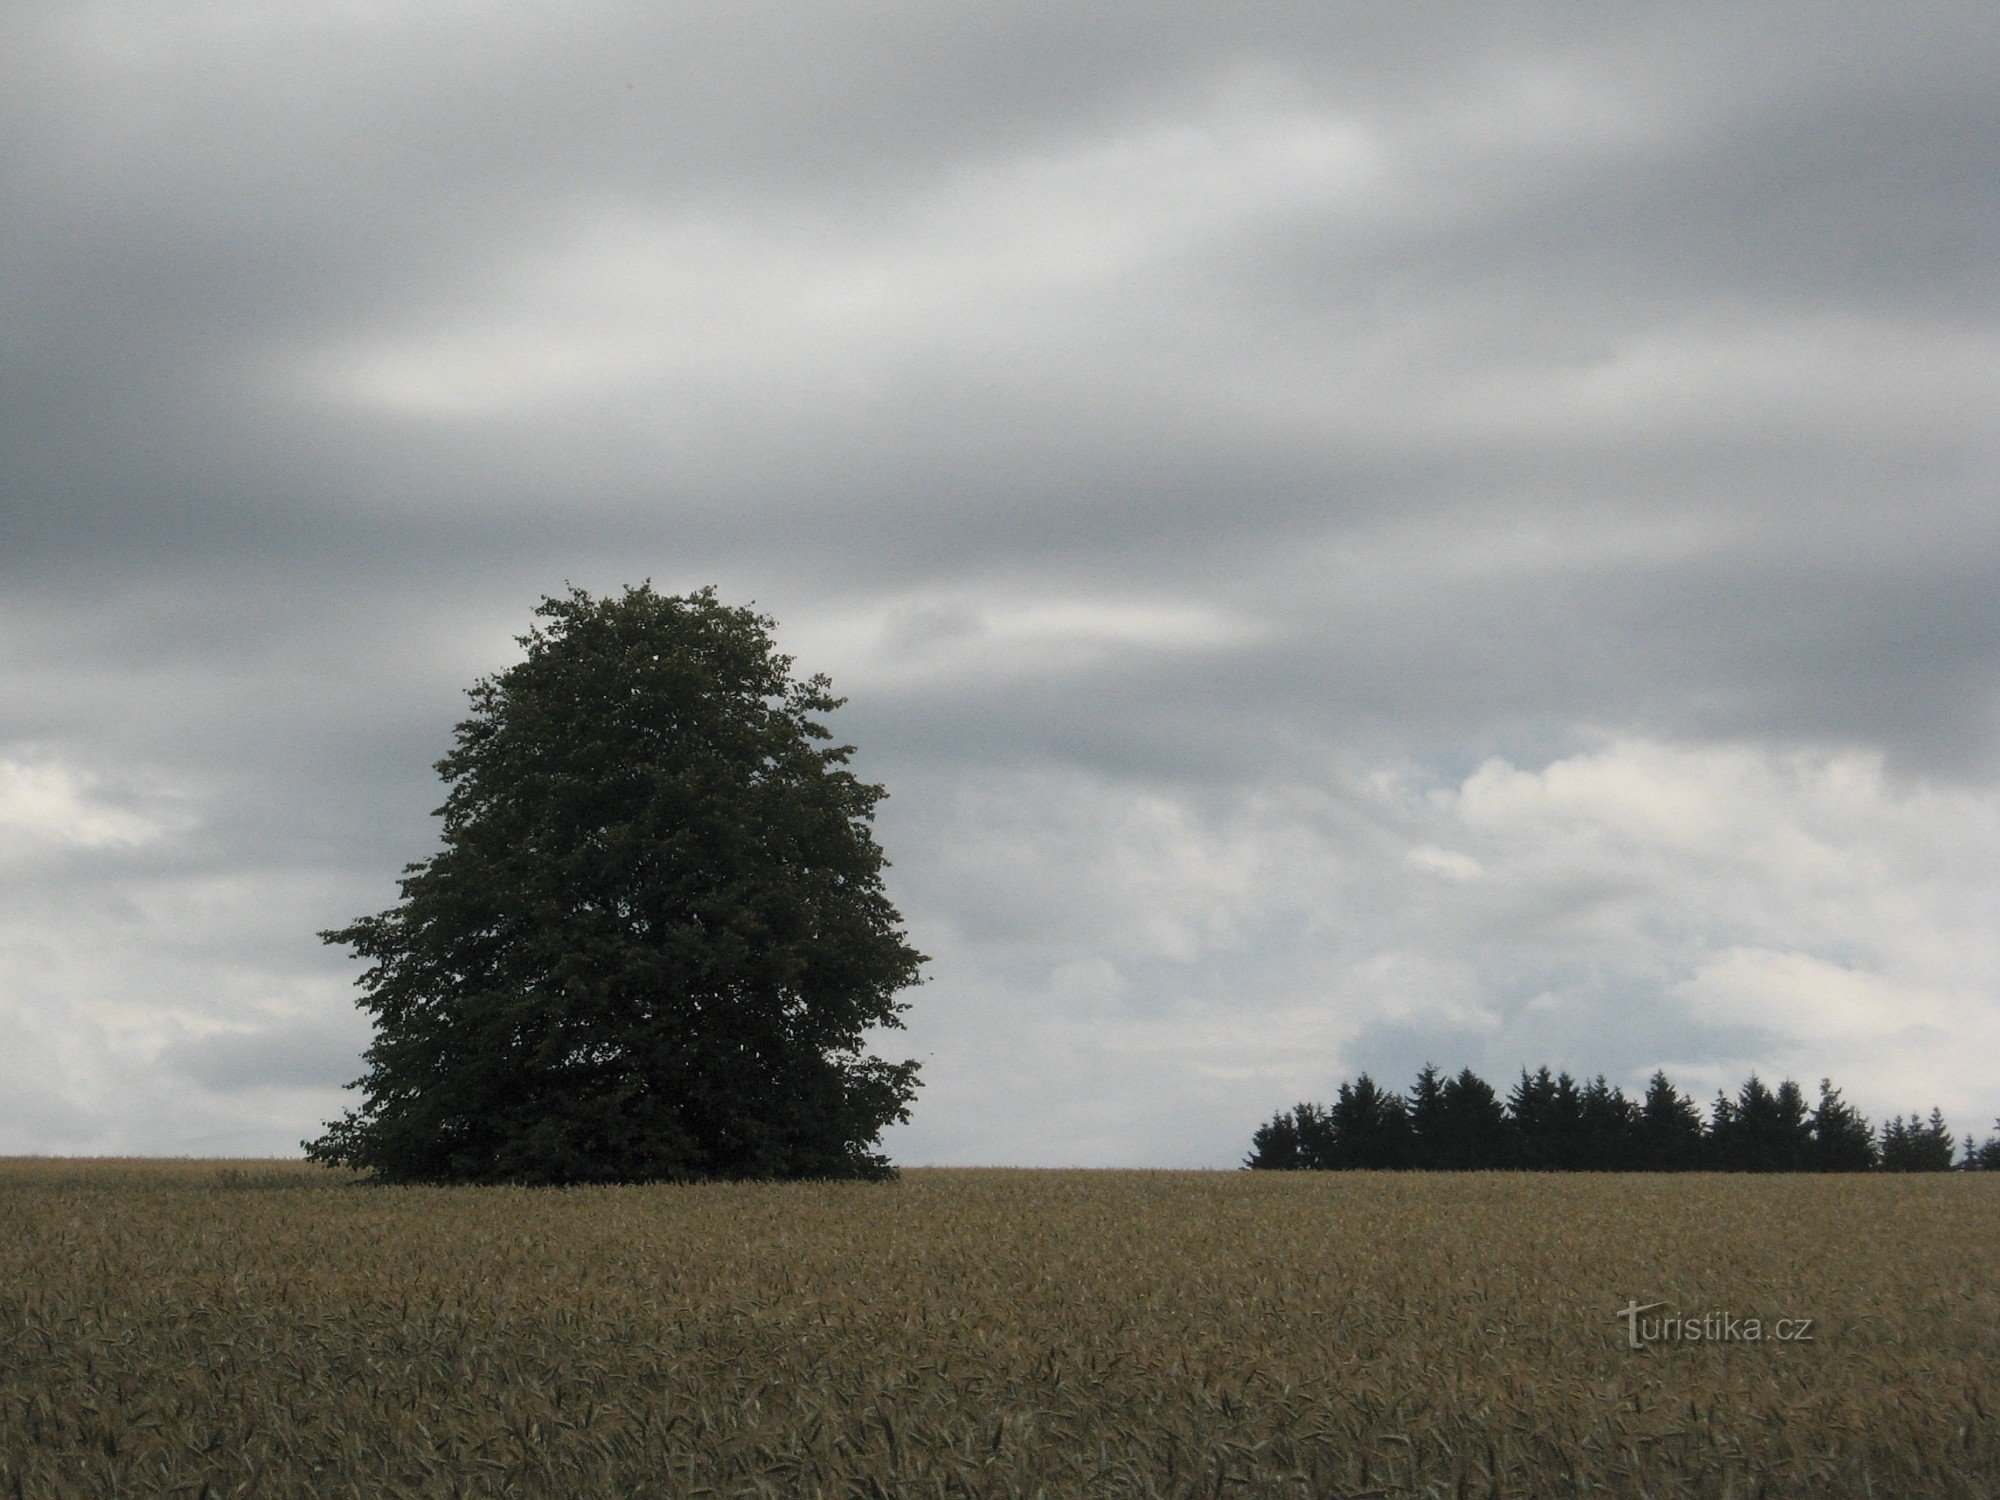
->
[306,585,925,1184]
[1880,1109,1956,1172]
[1327,1074,1411,1169]
[1636,1071,1707,1171]
[1247,1063,1972,1173]
[1807,1080,1877,1172]
[1970,1120,2000,1171]
[1708,1075,1813,1172]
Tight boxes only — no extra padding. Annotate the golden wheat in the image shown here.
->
[0,1161,1993,1496]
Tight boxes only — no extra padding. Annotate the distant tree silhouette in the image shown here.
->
[1879,1113,1916,1170]
[1245,1107,1303,1170]
[1880,1109,1956,1171]
[1506,1067,1566,1169]
[1327,1074,1412,1168]
[1503,1070,1640,1170]
[1707,1075,1813,1171]
[1771,1079,1814,1170]
[1705,1088,1737,1165]
[1246,1065,1974,1174]
[1433,1068,1510,1169]
[1635,1071,1706,1170]
[1293,1102,1339,1168]
[1582,1076,1642,1169]
[1807,1080,1877,1171]
[1406,1064,1447,1169]
[1245,1102,1338,1169]
[1969,1121,2000,1171]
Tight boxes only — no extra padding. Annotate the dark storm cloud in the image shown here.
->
[2,2,1996,1158]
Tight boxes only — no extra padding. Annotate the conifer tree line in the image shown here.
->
[1247,1066,2000,1172]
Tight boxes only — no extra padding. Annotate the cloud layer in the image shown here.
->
[3,3,1996,1161]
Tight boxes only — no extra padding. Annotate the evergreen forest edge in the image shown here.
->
[1248,1065,2000,1172]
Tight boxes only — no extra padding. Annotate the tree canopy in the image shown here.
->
[1248,1065,1970,1173]
[306,585,925,1184]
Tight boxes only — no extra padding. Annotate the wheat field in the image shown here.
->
[1,1160,1994,1497]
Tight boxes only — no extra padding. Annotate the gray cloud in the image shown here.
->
[2,3,1996,1162]
[161,1014,369,1095]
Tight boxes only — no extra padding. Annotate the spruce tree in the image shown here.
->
[1435,1068,1510,1169]
[1704,1089,1736,1168]
[1636,1071,1706,1170]
[1879,1114,1911,1169]
[1246,1065,1955,1175]
[1923,1107,1957,1169]
[1245,1108,1304,1170]
[1406,1064,1447,1169]
[1807,1079,1876,1171]
[1292,1102,1339,1168]
[1973,1121,2000,1171]
[1709,1075,1813,1171]
[1578,1076,1640,1170]
[1878,1113,1955,1171]
[1507,1067,1559,1169]
[1245,1103,1338,1169]
[1545,1071,1587,1170]
[1329,1074,1412,1168]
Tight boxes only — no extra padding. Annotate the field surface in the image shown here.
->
[1,1161,1995,1497]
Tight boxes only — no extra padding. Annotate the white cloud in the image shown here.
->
[1672,946,1965,1041]
[1406,843,1483,881]
[0,802,368,1153]
[0,755,176,853]
[791,587,1263,693]
[887,736,2000,1163]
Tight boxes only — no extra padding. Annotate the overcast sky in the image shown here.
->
[4,3,1997,1165]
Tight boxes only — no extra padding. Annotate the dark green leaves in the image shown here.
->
[308,585,924,1184]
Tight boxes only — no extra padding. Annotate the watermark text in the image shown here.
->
[1615,1300,1814,1348]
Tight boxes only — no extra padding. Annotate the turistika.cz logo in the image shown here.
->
[1616,1300,1816,1349]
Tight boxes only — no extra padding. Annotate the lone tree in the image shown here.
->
[306,585,925,1184]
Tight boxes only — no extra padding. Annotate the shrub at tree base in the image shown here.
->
[306,585,925,1185]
